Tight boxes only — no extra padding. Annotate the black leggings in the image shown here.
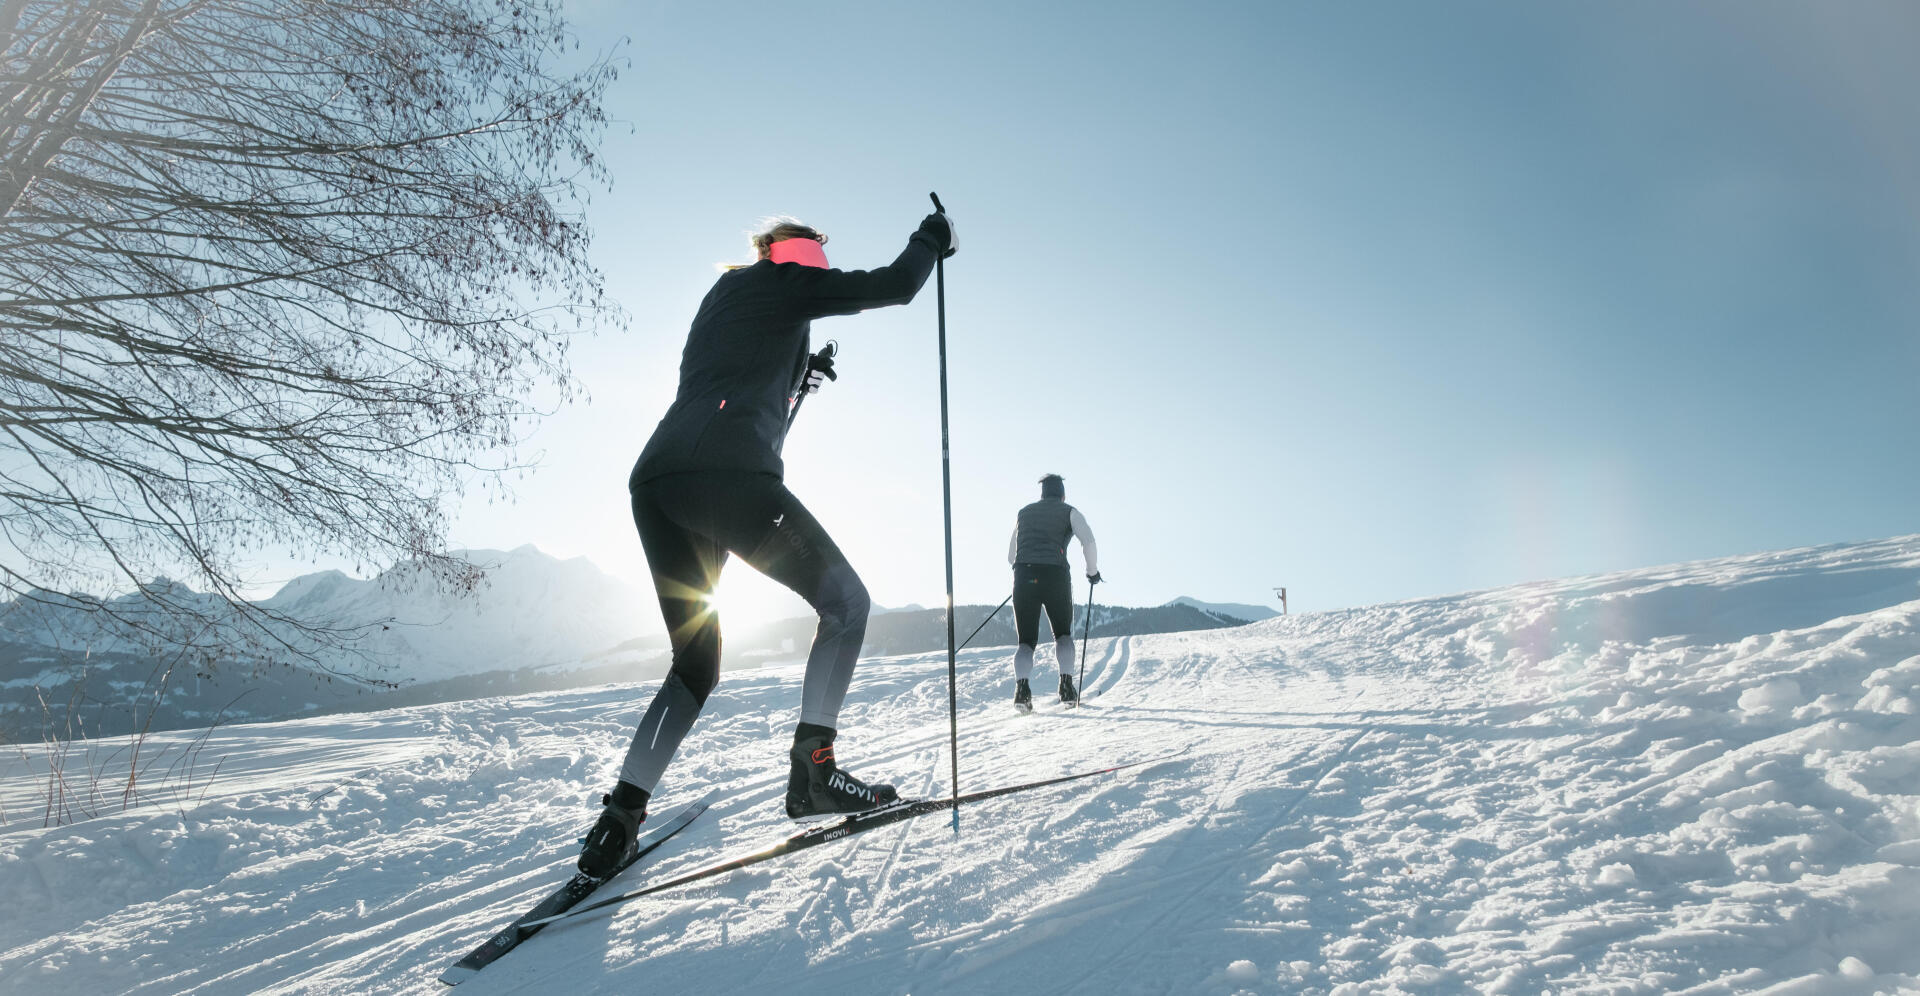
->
[1011,563,1077,682]
[617,470,869,792]
[1013,563,1074,644]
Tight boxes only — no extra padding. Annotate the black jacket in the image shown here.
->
[631,222,942,487]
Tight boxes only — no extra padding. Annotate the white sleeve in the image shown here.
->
[1070,508,1098,575]
[1008,526,1018,566]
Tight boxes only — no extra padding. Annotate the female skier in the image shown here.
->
[578,211,956,878]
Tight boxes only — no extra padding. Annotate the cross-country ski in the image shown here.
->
[438,797,708,986]
[525,750,1185,934]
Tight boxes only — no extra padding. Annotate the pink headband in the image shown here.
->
[769,237,828,268]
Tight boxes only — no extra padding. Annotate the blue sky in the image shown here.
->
[439,1,1918,629]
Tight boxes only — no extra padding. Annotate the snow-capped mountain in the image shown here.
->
[0,578,249,658]
[0,547,654,740]
[0,546,643,686]
[259,545,644,684]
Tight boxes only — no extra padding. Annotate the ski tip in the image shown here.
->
[438,965,476,987]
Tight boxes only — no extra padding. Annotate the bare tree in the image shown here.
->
[0,0,621,675]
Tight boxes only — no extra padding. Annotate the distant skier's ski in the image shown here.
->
[522,749,1186,933]
[438,797,709,986]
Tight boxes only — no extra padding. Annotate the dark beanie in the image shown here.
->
[1039,474,1064,499]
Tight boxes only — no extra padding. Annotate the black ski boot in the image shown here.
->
[1058,673,1080,706]
[786,722,898,819]
[1013,678,1033,713]
[577,781,648,880]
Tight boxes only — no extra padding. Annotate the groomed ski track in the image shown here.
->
[4,536,1920,993]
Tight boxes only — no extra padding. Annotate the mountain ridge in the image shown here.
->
[0,548,1279,739]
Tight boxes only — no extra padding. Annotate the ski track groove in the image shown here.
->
[860,748,947,915]
[827,749,1216,990]
[1088,636,1131,700]
[819,747,948,965]
[784,747,942,954]
[1573,736,1753,826]
[1084,635,1118,690]
[761,742,1167,993]
[1058,721,1377,996]
[135,869,473,996]
[670,692,1033,838]
[766,632,1182,990]
[826,646,1283,990]
[563,670,1073,975]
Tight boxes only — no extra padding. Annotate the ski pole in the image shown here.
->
[784,340,837,434]
[1078,577,1099,698]
[930,191,961,830]
[957,592,1013,652]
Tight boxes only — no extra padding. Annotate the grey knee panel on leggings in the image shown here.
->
[797,559,870,728]
[619,670,703,793]
[1014,643,1036,681]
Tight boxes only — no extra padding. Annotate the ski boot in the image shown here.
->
[1013,678,1033,713]
[577,781,648,880]
[786,722,898,819]
[1058,673,1080,707]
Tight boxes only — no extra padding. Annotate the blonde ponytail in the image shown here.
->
[720,216,828,271]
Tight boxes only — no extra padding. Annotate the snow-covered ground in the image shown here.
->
[3,536,1919,994]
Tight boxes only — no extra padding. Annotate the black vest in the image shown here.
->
[1013,499,1076,567]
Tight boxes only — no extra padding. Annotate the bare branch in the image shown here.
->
[1,0,624,679]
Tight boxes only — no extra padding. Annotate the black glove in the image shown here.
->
[917,212,957,259]
[1087,572,1102,585]
[803,350,837,394]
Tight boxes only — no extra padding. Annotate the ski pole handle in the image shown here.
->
[785,341,840,434]
[929,192,945,213]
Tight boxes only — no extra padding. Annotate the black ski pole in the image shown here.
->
[957,592,1013,652]
[785,340,837,434]
[1078,577,1099,700]
[930,191,960,830]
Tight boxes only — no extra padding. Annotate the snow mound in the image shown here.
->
[3,534,1919,993]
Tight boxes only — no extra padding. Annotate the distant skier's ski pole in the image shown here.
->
[958,592,1013,652]
[1079,577,1099,698]
[930,190,961,830]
